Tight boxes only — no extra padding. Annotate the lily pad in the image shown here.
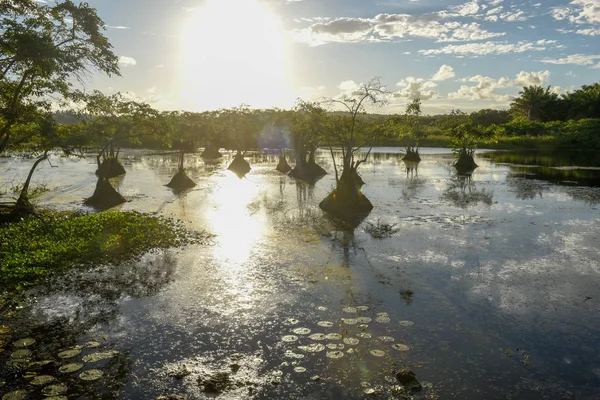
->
[392,344,409,351]
[284,350,304,359]
[358,333,372,339]
[342,307,357,314]
[31,375,55,385]
[325,333,342,340]
[375,315,391,323]
[370,350,386,357]
[283,318,299,326]
[341,318,357,325]
[80,369,104,381]
[43,384,67,396]
[327,343,344,350]
[59,363,84,373]
[292,327,311,335]
[2,390,27,400]
[281,335,299,343]
[317,321,333,328]
[7,359,29,368]
[309,333,326,341]
[356,317,372,324]
[85,341,101,348]
[378,336,395,342]
[11,349,32,359]
[399,320,415,327]
[82,350,118,363]
[343,338,360,345]
[325,350,344,359]
[58,349,81,359]
[317,306,328,311]
[293,366,306,373]
[13,338,36,348]
[298,343,325,353]
[0,325,10,335]
[356,306,369,311]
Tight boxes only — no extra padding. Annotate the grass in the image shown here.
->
[0,210,211,291]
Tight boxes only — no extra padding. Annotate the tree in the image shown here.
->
[564,83,600,120]
[288,100,328,182]
[390,98,424,162]
[0,0,119,154]
[79,91,164,178]
[319,78,388,224]
[510,85,558,122]
[0,0,120,216]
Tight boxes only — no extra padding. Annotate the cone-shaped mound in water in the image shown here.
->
[84,178,126,210]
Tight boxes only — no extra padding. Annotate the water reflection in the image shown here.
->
[441,173,493,208]
[207,173,264,264]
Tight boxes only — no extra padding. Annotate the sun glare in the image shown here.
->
[180,0,293,111]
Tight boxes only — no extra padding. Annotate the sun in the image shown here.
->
[179,0,293,111]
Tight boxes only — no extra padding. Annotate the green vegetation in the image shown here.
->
[0,211,210,290]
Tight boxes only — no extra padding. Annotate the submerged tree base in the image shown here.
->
[166,169,196,191]
[228,154,251,178]
[201,147,223,159]
[276,155,292,174]
[454,153,479,174]
[289,162,327,183]
[96,158,126,179]
[84,179,126,210]
[319,183,373,227]
[402,149,421,162]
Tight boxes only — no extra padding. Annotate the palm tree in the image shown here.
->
[510,85,558,122]
[564,83,600,119]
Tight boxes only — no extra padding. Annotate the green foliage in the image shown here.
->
[388,98,425,153]
[510,85,559,122]
[0,0,119,153]
[0,211,211,290]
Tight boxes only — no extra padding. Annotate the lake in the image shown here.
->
[1,147,600,399]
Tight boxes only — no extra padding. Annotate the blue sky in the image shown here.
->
[72,0,600,114]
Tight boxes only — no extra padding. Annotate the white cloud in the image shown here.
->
[540,53,600,66]
[295,13,505,45]
[107,25,129,29]
[394,77,439,100]
[118,56,137,67]
[448,70,551,101]
[552,0,600,24]
[432,65,456,81]
[419,40,546,56]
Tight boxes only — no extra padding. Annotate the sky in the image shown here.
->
[58,0,600,114]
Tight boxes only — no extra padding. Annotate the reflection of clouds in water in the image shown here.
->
[467,220,600,315]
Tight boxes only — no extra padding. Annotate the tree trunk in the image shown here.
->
[15,151,49,213]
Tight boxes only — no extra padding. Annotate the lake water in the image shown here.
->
[1,147,600,399]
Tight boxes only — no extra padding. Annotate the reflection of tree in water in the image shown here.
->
[400,161,426,201]
[507,172,547,200]
[0,252,178,398]
[564,186,600,204]
[441,173,493,208]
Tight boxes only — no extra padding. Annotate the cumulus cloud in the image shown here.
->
[419,40,546,56]
[432,65,456,81]
[295,13,505,45]
[394,77,439,100]
[552,0,600,25]
[540,53,600,66]
[118,56,137,67]
[448,70,551,101]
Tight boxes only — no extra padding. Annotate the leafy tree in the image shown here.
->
[510,85,559,122]
[78,91,164,178]
[470,109,511,126]
[288,100,328,181]
[0,0,119,153]
[389,98,424,161]
[319,78,388,223]
[564,83,600,119]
